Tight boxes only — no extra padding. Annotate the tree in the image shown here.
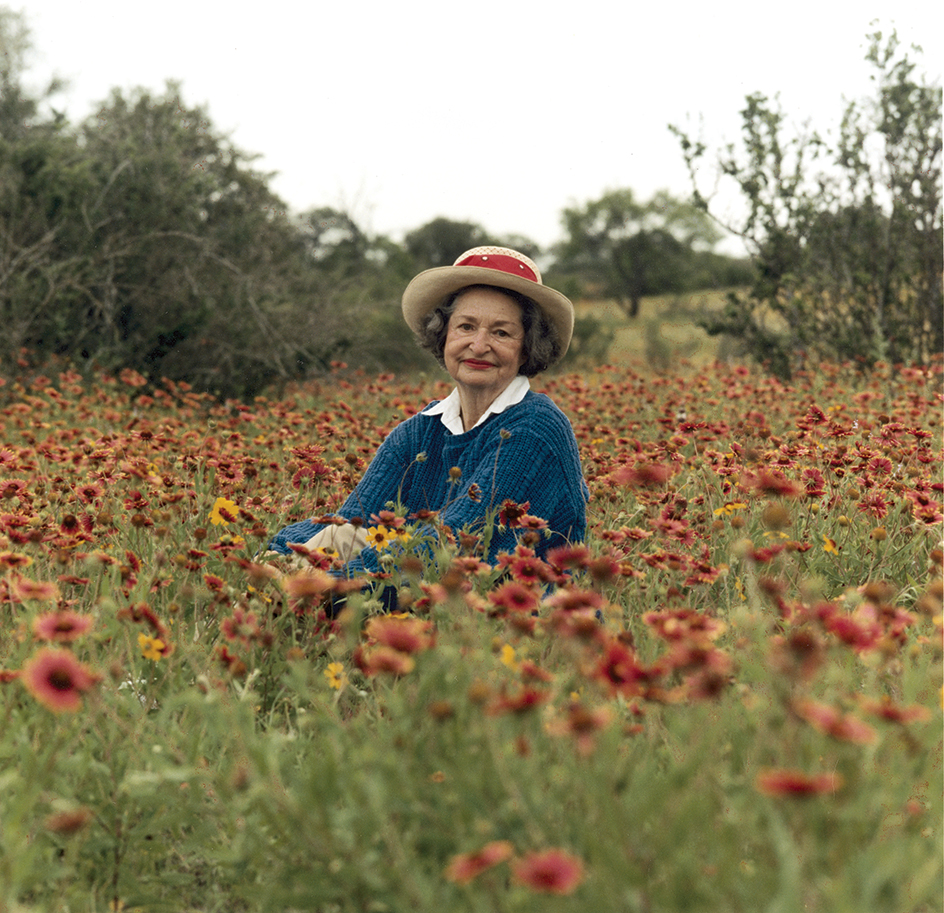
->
[298,206,370,279]
[555,189,729,317]
[2,9,414,397]
[404,217,490,271]
[671,29,942,375]
[0,7,65,136]
[0,8,88,380]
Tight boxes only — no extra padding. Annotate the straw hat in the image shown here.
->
[401,246,574,360]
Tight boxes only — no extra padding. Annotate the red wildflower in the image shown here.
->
[746,469,804,498]
[593,640,650,697]
[685,666,733,700]
[643,608,725,644]
[612,461,671,488]
[515,514,548,531]
[281,569,335,598]
[504,553,554,586]
[9,577,60,603]
[801,467,826,498]
[755,768,843,797]
[233,559,283,585]
[587,554,621,583]
[364,616,433,654]
[488,581,540,615]
[285,545,336,571]
[547,702,613,754]
[769,628,825,680]
[858,696,932,724]
[649,516,696,545]
[203,574,226,593]
[858,492,888,519]
[444,840,514,884]
[0,479,28,500]
[450,556,490,575]
[44,806,94,835]
[792,698,877,744]
[486,685,549,715]
[76,483,105,504]
[546,543,591,571]
[32,610,93,643]
[498,499,531,527]
[290,444,326,462]
[742,542,787,563]
[511,848,585,895]
[117,602,169,639]
[0,550,33,569]
[801,404,829,426]
[685,560,722,586]
[354,644,416,677]
[414,581,449,611]
[21,647,100,713]
[220,607,261,643]
[906,491,944,525]
[371,509,405,529]
[519,660,554,683]
[545,587,604,614]
[216,644,247,677]
[817,604,882,651]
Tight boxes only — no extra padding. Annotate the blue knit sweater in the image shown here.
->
[268,390,588,574]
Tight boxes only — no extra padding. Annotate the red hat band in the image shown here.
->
[455,252,539,284]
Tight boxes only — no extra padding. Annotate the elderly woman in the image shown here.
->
[267,246,588,574]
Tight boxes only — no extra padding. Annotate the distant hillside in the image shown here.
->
[570,289,739,373]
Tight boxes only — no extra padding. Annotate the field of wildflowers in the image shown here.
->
[0,359,941,912]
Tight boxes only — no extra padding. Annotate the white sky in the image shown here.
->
[17,0,944,252]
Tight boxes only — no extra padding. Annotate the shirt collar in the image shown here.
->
[423,375,530,435]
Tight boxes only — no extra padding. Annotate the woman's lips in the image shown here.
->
[463,359,494,369]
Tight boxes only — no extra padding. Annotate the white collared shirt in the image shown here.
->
[423,375,530,435]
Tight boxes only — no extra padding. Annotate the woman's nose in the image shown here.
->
[469,328,491,351]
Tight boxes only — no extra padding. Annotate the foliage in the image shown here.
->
[405,217,491,272]
[0,62,369,399]
[0,11,414,399]
[0,359,940,911]
[672,29,942,377]
[404,217,543,273]
[553,188,750,318]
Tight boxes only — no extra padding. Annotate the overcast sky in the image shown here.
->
[18,0,943,251]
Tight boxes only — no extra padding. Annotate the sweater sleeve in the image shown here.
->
[266,418,425,555]
[438,415,587,561]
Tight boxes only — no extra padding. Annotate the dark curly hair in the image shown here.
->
[416,285,561,377]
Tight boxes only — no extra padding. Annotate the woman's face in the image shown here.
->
[443,287,525,401]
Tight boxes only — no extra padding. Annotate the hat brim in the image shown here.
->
[401,266,574,363]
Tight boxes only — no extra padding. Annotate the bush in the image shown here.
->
[673,29,942,376]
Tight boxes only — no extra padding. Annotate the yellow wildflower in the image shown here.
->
[138,633,166,661]
[365,525,397,550]
[713,501,747,517]
[324,662,347,690]
[822,534,840,555]
[209,497,240,526]
[499,643,519,671]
